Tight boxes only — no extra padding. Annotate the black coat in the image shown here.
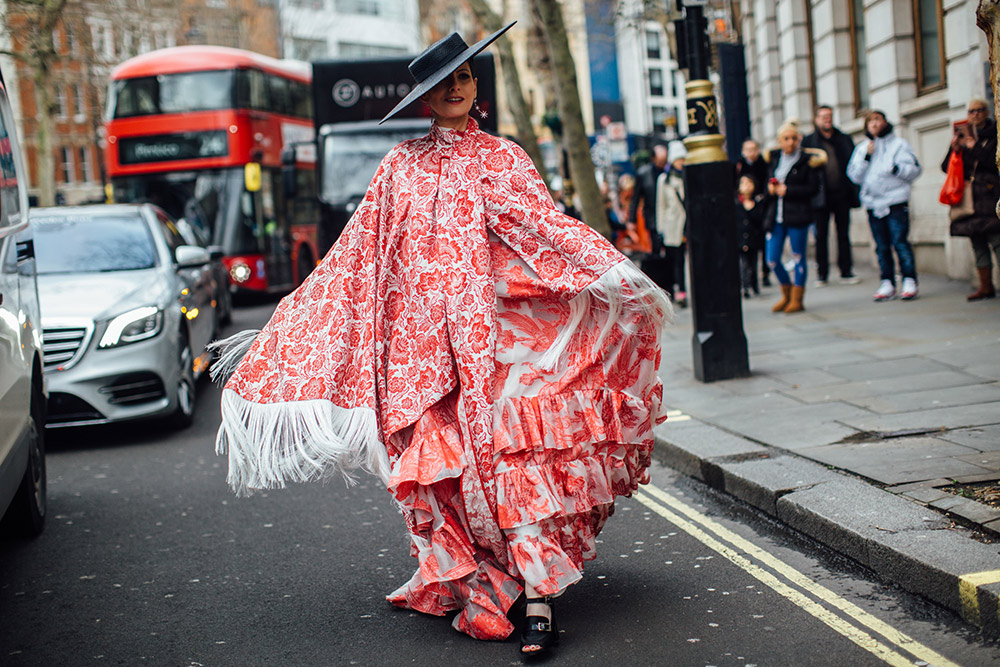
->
[738,194,766,253]
[627,161,662,229]
[941,118,1000,235]
[764,150,823,229]
[801,127,859,208]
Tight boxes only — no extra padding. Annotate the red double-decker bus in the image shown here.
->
[105,45,319,294]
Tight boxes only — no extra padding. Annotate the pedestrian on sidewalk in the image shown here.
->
[630,143,686,305]
[653,140,688,306]
[941,98,1000,301]
[737,174,765,298]
[209,23,671,659]
[764,120,825,313]
[848,110,923,301]
[801,105,861,287]
[736,138,771,287]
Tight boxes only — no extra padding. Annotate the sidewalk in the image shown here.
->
[652,268,1000,638]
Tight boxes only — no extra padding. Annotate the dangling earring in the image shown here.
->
[473,99,488,119]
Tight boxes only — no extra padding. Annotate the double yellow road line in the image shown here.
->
[634,483,959,667]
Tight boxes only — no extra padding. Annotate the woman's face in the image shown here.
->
[778,129,800,154]
[422,63,477,129]
[968,102,989,127]
[866,114,888,137]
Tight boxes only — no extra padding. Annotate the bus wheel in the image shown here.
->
[297,249,314,286]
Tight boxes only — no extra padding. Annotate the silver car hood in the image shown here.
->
[37,269,171,323]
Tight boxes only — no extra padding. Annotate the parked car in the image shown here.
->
[32,204,218,429]
[175,216,233,326]
[0,67,47,537]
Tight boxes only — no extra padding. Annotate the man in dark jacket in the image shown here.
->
[801,105,861,285]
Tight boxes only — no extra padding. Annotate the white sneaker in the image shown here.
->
[874,279,896,301]
[840,275,862,285]
[814,279,828,288]
[900,277,918,300]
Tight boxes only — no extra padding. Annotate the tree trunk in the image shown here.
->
[464,0,549,185]
[33,59,56,206]
[529,0,608,235]
[977,1,1000,215]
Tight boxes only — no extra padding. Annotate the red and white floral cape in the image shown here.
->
[214,118,670,640]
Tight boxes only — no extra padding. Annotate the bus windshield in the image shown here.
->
[320,130,421,205]
[110,70,235,118]
[112,168,261,254]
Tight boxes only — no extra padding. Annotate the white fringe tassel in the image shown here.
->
[537,259,673,372]
[208,329,261,385]
[216,389,389,496]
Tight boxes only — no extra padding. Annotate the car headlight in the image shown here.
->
[98,306,163,349]
[229,260,251,283]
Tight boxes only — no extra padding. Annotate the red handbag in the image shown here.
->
[939,150,965,206]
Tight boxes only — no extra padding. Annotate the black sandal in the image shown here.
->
[520,596,559,656]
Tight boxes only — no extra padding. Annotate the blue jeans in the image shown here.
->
[867,204,917,283]
[766,223,809,287]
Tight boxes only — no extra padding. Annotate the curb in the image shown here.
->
[653,418,1000,639]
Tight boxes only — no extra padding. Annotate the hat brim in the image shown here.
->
[378,21,516,125]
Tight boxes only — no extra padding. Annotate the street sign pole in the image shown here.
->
[676,1,750,382]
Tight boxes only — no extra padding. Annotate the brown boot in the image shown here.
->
[772,284,792,312]
[784,285,805,313]
[967,267,996,301]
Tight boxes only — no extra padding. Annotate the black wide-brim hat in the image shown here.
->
[378,21,516,125]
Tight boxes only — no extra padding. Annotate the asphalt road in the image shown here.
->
[2,301,998,666]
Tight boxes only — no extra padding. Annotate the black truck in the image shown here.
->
[303,53,497,256]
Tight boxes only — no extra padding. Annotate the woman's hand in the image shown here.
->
[773,183,787,197]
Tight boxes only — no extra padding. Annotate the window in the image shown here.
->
[337,42,407,58]
[59,147,74,184]
[651,105,667,132]
[848,0,870,112]
[55,86,68,119]
[89,20,114,61]
[646,29,661,60]
[290,37,327,61]
[265,75,291,115]
[78,146,93,182]
[914,0,945,91]
[649,69,664,97]
[336,0,380,15]
[72,84,84,117]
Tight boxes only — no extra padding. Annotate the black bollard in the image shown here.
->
[678,3,750,382]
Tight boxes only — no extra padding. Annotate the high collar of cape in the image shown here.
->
[429,116,481,149]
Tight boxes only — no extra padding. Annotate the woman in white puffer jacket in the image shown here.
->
[847,110,923,301]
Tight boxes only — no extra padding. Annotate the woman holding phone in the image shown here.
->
[943,98,1000,301]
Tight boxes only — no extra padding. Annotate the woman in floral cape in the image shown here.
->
[212,23,671,657]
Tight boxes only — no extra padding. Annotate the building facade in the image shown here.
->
[740,0,991,280]
[614,0,687,139]
[4,0,281,206]
[278,0,421,61]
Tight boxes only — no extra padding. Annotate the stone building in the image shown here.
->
[739,0,991,280]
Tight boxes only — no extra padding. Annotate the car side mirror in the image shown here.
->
[175,245,211,268]
[207,245,225,261]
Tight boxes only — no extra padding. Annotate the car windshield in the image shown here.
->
[32,212,157,274]
[111,168,260,253]
[321,130,422,204]
[109,70,235,119]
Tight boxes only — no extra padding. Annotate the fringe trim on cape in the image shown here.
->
[537,259,673,372]
[216,390,389,496]
[208,329,261,385]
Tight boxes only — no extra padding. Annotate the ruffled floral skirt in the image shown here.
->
[384,239,665,640]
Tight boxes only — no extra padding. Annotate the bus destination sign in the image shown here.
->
[119,130,229,165]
